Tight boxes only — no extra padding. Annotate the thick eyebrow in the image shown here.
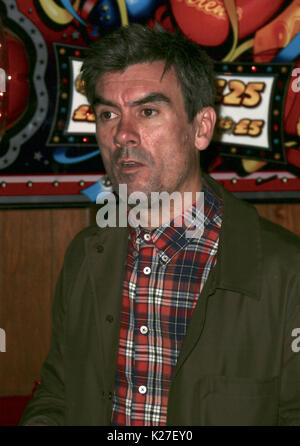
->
[92,92,171,109]
[92,96,116,108]
[130,93,171,107]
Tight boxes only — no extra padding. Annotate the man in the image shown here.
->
[20,24,300,426]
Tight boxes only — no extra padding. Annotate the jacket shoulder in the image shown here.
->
[258,215,300,257]
[257,215,300,304]
[62,224,102,266]
[67,224,100,246]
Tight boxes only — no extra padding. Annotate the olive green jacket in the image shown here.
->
[20,174,300,426]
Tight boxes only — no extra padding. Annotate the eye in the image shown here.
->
[99,111,117,121]
[141,108,157,117]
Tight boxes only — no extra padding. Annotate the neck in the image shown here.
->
[131,177,203,231]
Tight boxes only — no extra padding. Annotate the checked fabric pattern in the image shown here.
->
[111,181,223,426]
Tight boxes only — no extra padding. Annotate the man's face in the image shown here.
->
[94,62,203,199]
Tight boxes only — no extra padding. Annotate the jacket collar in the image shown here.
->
[203,172,262,300]
[90,173,262,301]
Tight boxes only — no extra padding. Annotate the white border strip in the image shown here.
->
[0,174,105,183]
[0,171,297,183]
[210,171,296,180]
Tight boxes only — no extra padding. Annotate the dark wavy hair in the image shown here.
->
[81,24,215,122]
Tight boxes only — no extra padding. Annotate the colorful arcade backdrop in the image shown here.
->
[0,0,299,205]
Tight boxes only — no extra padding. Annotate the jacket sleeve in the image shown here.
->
[19,253,69,426]
[278,267,300,426]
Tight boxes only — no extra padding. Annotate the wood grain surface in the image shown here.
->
[0,208,91,395]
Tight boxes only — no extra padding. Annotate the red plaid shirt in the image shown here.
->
[111,181,223,426]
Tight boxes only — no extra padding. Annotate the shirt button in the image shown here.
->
[143,266,151,275]
[140,325,148,335]
[138,385,147,395]
[144,233,151,242]
[161,254,169,262]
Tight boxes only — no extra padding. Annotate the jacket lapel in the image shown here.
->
[172,173,262,379]
[208,173,262,300]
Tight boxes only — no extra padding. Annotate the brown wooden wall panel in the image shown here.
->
[0,202,299,396]
[0,210,53,395]
[0,208,91,396]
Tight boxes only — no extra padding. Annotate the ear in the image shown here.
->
[193,107,217,152]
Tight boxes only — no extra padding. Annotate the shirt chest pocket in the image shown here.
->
[195,375,279,426]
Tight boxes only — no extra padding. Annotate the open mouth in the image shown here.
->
[119,160,144,171]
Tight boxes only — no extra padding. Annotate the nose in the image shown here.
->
[114,115,140,148]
